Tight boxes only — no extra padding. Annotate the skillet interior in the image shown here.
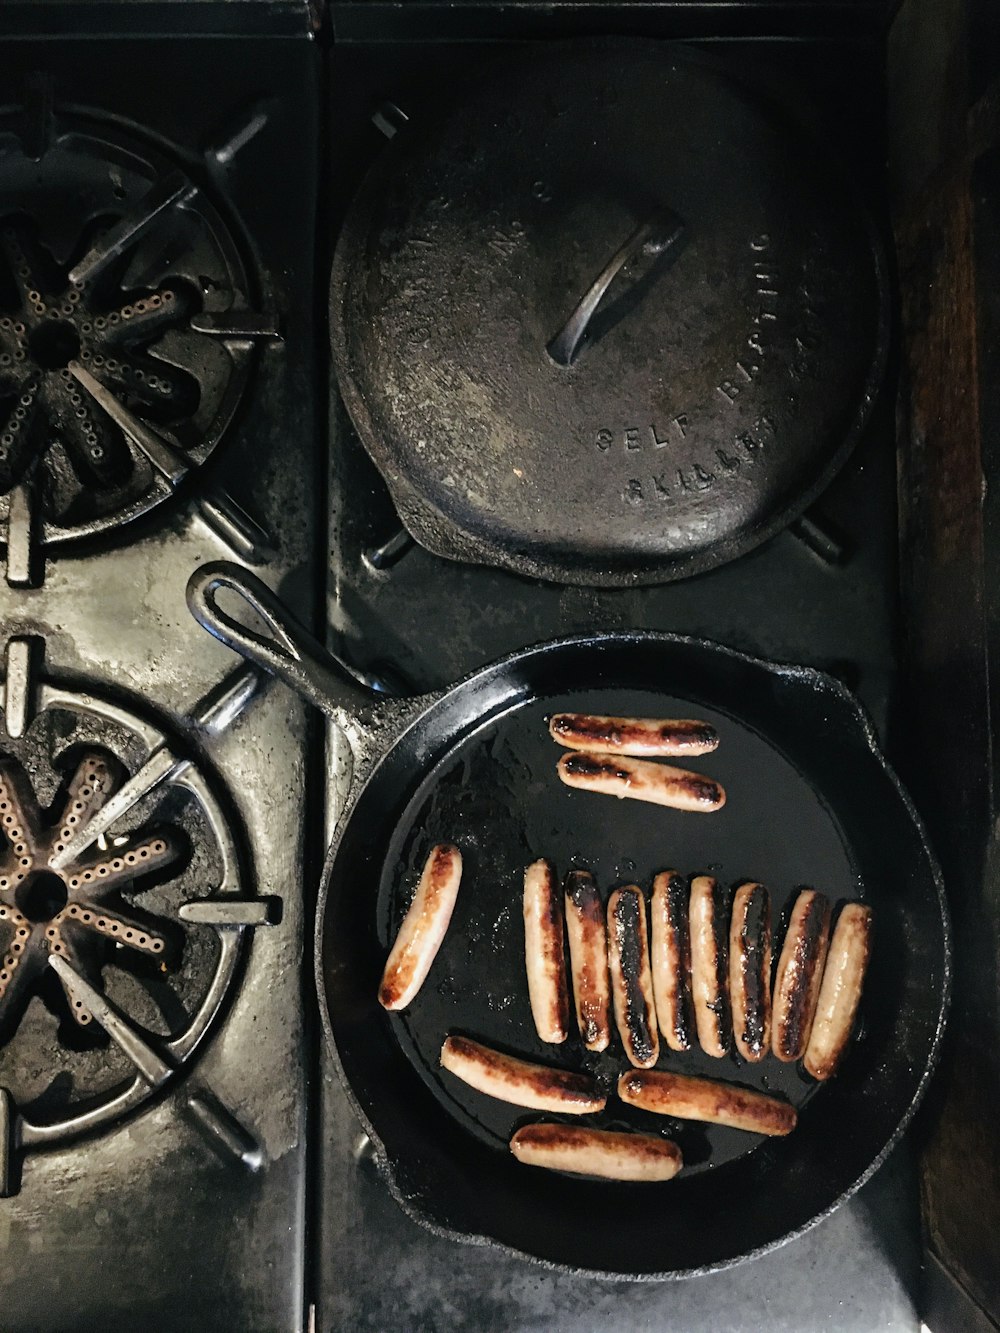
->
[318,634,948,1278]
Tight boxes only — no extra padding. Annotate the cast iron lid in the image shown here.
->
[330,42,889,587]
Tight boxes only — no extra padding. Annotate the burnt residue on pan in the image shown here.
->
[379,686,847,1175]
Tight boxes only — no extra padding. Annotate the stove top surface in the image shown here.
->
[0,28,320,1332]
[0,11,925,1333]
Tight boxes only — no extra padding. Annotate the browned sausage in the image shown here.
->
[650,870,694,1052]
[803,903,873,1080]
[729,882,772,1062]
[689,875,730,1057]
[439,1035,605,1114]
[556,753,726,813]
[563,869,611,1052]
[772,889,832,1061]
[549,713,719,758]
[618,1069,797,1136]
[379,844,462,1011]
[510,1124,683,1182]
[523,859,570,1043]
[607,886,659,1068]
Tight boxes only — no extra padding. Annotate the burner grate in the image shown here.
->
[0,639,274,1184]
[0,107,271,576]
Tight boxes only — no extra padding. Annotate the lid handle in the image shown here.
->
[547,209,685,368]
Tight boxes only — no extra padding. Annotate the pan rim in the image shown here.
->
[313,629,951,1280]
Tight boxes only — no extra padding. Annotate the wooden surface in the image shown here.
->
[890,0,1000,1325]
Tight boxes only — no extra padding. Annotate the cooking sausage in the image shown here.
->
[689,875,730,1057]
[378,843,462,1011]
[772,889,832,1061]
[618,1069,797,1136]
[729,882,772,1062]
[650,870,694,1051]
[549,713,719,758]
[556,753,725,813]
[510,1124,683,1182]
[439,1035,605,1113]
[523,859,570,1043]
[563,869,611,1052]
[607,886,659,1068]
[803,902,873,1080]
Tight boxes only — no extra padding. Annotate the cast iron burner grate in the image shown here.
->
[0,99,273,582]
[0,637,278,1192]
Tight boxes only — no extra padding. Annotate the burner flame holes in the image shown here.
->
[63,901,163,953]
[0,751,176,1043]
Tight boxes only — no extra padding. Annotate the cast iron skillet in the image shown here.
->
[186,561,950,1280]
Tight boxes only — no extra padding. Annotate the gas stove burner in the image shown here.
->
[0,750,179,1035]
[0,637,273,1185]
[0,103,267,577]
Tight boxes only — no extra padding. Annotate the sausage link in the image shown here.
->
[549,713,719,758]
[729,882,772,1062]
[557,752,725,813]
[618,1069,796,1136]
[650,870,694,1051]
[440,1035,605,1114]
[523,859,570,1043]
[772,889,832,1061]
[510,1124,682,1182]
[607,886,659,1068]
[689,875,730,1056]
[564,869,611,1052]
[803,903,873,1080]
[379,843,462,1011]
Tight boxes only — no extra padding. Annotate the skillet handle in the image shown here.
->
[186,561,377,721]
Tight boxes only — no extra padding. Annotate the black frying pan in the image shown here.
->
[186,561,950,1280]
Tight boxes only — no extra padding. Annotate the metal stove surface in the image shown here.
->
[318,33,922,1332]
[0,30,320,1333]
